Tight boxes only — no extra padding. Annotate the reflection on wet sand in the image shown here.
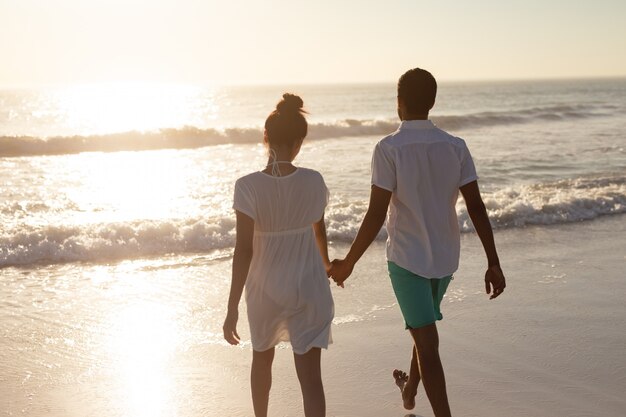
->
[107,301,180,417]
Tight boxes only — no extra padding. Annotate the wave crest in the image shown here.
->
[1,103,616,157]
[2,175,624,267]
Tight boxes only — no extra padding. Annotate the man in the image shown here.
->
[329,68,506,417]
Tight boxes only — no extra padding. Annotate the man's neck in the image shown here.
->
[401,113,429,121]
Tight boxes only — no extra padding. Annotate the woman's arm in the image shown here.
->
[223,210,254,345]
[313,214,331,271]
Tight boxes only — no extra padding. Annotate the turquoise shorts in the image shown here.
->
[387,262,452,329]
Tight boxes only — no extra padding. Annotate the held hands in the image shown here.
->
[327,258,354,288]
[222,310,240,345]
[485,265,506,299]
[329,258,506,299]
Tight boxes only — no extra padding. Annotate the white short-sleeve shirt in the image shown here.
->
[371,120,478,278]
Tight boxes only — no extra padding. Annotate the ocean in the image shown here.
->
[2,79,625,267]
[1,78,625,416]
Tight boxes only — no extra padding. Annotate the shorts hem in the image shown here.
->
[405,318,440,330]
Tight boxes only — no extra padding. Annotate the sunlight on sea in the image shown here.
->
[64,151,196,223]
[48,83,218,135]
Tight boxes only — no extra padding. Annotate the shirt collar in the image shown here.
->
[398,119,435,130]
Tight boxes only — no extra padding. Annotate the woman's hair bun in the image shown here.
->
[276,93,304,114]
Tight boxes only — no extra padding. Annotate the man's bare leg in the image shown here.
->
[294,347,325,417]
[393,345,421,409]
[251,347,275,417]
[410,323,452,417]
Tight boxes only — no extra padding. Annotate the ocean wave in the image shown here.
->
[2,175,624,267]
[0,218,236,268]
[458,175,626,231]
[432,103,608,131]
[0,104,616,157]
[325,175,626,238]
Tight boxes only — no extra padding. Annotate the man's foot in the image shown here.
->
[393,369,417,410]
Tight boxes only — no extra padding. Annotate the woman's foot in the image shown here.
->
[393,369,417,410]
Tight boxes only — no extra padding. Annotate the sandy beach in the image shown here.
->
[2,213,624,417]
[243,214,626,417]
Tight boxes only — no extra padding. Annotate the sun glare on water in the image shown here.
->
[63,151,197,223]
[38,83,228,224]
[107,300,181,417]
[53,82,216,135]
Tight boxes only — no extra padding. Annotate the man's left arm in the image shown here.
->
[460,180,506,299]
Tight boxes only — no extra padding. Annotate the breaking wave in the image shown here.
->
[0,103,615,157]
[2,174,624,267]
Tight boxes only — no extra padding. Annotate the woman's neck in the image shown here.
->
[263,148,296,176]
[268,148,294,163]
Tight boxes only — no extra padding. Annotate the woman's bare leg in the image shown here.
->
[293,347,325,417]
[251,347,275,417]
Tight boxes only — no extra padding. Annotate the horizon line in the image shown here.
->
[1,74,625,89]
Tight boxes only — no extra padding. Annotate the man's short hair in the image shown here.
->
[397,68,437,114]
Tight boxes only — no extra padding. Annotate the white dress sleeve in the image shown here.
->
[233,178,256,220]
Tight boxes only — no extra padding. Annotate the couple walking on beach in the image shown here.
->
[223,67,507,417]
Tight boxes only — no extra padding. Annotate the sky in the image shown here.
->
[1,0,625,86]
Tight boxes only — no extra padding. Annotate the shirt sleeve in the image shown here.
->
[371,142,396,192]
[459,142,479,187]
[233,178,256,220]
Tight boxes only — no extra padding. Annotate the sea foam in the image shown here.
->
[2,174,624,267]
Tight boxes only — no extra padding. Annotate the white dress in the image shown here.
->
[233,167,334,354]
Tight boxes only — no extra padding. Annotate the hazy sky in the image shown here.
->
[1,0,625,86]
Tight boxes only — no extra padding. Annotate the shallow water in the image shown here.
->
[2,215,625,416]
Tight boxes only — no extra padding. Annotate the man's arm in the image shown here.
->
[223,210,254,344]
[459,180,506,299]
[330,185,392,285]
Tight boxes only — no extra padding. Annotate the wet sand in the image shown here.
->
[2,214,625,417]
